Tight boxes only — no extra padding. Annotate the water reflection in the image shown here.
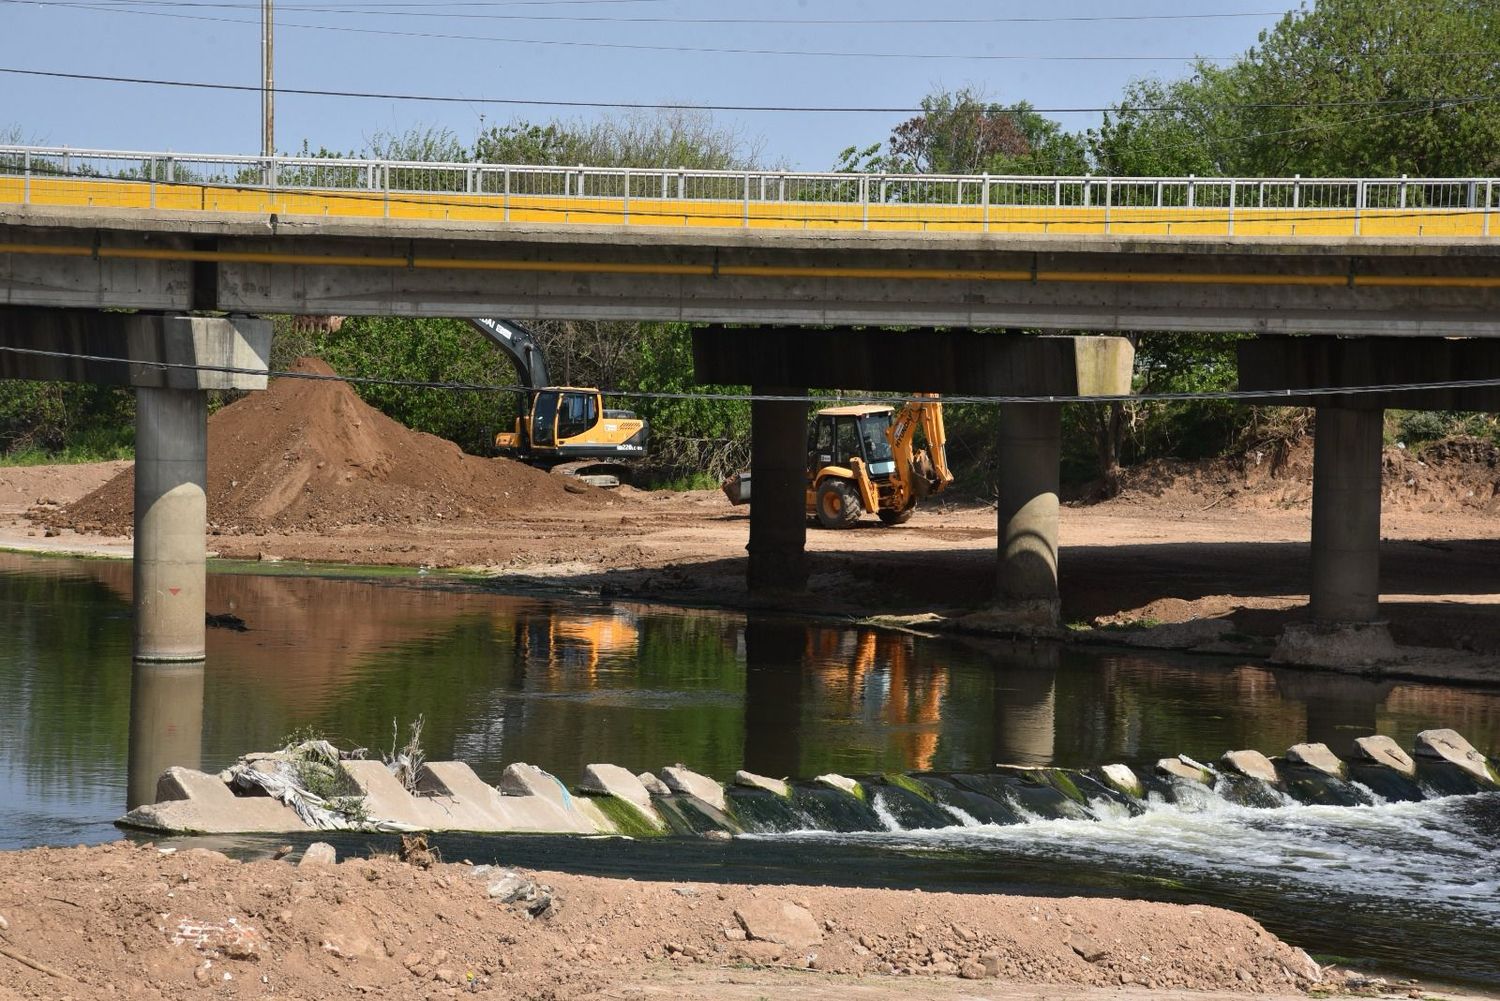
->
[126,661,203,809]
[1,551,1499,850]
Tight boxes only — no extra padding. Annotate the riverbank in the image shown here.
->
[0,840,1369,1000]
[4,458,1500,682]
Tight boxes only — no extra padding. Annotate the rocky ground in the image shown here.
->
[0,840,1391,1001]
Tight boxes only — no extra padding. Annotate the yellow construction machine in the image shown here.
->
[472,319,649,487]
[724,394,952,528]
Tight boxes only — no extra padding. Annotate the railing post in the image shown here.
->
[22,150,30,204]
[1354,179,1363,235]
[1083,174,1092,208]
[622,169,630,224]
[148,157,156,208]
[1293,174,1301,209]
[1485,180,1493,237]
[860,174,869,230]
[1104,179,1112,233]
[1186,173,1196,208]
[1399,174,1408,209]
[1228,178,1236,235]
[503,167,511,222]
[743,172,751,228]
[382,163,390,219]
[981,172,990,232]
[677,166,685,200]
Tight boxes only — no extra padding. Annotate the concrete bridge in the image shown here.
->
[2,145,1500,669]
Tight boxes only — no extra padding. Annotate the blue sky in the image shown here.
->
[1,1,1291,169]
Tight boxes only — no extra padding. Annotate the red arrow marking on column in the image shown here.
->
[168,587,181,595]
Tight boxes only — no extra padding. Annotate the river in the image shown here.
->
[1,551,1496,983]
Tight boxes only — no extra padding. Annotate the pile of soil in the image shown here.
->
[1105,436,1500,515]
[57,359,609,536]
[0,842,1332,1001]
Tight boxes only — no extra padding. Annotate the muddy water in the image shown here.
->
[2,552,1498,981]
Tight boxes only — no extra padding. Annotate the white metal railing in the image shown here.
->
[2,144,1497,231]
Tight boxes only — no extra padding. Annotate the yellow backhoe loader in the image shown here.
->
[724,394,952,528]
[472,319,649,487]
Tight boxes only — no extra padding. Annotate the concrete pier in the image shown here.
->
[996,403,1063,626]
[747,387,809,593]
[134,388,209,661]
[1310,406,1384,624]
[0,308,271,660]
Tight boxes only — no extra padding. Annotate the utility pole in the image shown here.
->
[261,0,274,167]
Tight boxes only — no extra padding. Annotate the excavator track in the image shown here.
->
[550,461,628,489]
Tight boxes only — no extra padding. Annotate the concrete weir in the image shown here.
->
[118,729,1496,837]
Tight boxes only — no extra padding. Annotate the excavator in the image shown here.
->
[469,319,649,487]
[723,394,952,528]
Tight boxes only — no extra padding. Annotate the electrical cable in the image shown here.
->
[36,0,1294,26]
[4,342,1498,406]
[0,2,1251,61]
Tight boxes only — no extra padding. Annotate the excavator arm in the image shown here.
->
[466,318,551,391]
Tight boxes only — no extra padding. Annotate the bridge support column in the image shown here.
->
[133,386,209,661]
[995,403,1062,627]
[1310,405,1384,624]
[747,387,809,593]
[0,307,270,659]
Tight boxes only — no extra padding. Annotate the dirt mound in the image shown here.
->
[60,358,609,536]
[1104,436,1500,515]
[0,842,1334,1000]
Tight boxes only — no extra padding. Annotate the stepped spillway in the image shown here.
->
[118,728,1498,838]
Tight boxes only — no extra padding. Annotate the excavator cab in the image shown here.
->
[470,318,649,486]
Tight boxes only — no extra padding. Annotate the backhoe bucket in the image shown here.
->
[722,471,752,506]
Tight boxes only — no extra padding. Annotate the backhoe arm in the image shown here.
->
[886,393,953,507]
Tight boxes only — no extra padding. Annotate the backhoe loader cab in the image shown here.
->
[804,397,952,529]
[722,394,950,527]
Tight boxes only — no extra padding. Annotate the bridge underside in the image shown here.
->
[4,208,1500,334]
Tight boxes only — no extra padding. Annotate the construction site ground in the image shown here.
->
[0,840,1484,1001]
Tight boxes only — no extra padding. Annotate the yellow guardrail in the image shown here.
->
[1,175,1495,238]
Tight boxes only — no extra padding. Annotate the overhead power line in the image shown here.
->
[0,0,1247,60]
[46,0,1294,26]
[2,66,1494,118]
[2,343,1496,406]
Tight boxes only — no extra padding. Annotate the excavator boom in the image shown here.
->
[467,318,551,391]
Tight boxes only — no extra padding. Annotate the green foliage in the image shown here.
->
[1391,410,1500,446]
[474,109,761,170]
[1092,0,1500,178]
[0,381,134,463]
[839,88,1087,176]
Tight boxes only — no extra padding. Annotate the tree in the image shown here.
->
[1093,0,1500,178]
[838,88,1086,176]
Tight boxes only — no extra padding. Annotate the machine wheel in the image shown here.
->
[878,501,916,526]
[815,479,862,529]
